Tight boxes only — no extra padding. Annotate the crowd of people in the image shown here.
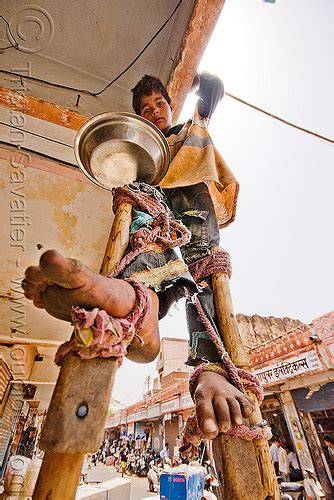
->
[269,437,303,482]
[81,437,182,482]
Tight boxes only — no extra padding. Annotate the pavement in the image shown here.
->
[86,462,158,500]
[0,462,158,499]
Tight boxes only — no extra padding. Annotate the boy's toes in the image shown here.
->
[194,394,219,439]
[213,397,231,432]
[227,398,243,426]
[25,265,47,284]
[238,396,255,418]
[39,250,88,289]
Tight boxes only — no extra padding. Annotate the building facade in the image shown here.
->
[105,312,334,496]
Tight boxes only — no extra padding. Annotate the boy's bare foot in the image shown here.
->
[193,371,255,438]
[22,250,160,362]
[23,250,254,430]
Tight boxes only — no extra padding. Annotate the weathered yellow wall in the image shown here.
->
[0,145,113,343]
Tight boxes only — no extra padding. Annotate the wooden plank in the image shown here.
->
[33,202,132,499]
[212,436,264,499]
[32,453,84,500]
[167,0,225,120]
[212,273,280,499]
[39,354,118,453]
[99,203,132,276]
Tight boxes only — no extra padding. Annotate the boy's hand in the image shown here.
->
[192,371,255,439]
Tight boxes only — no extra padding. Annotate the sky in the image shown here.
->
[112,0,334,408]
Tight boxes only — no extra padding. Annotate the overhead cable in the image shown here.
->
[225,91,334,144]
[0,1,183,96]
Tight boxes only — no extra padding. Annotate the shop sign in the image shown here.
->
[120,424,127,436]
[161,397,179,414]
[254,349,323,386]
[147,403,160,418]
[127,413,136,423]
[135,409,147,421]
[328,342,334,360]
[120,410,127,425]
[180,393,193,409]
[135,421,146,438]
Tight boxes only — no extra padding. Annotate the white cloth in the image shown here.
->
[160,447,169,460]
[270,442,279,463]
[288,451,299,470]
[278,447,290,475]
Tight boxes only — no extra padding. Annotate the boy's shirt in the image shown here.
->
[159,75,239,230]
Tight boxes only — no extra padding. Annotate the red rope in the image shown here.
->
[188,247,232,281]
[180,291,271,459]
[110,186,191,277]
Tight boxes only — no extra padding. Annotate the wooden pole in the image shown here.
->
[212,272,280,500]
[33,202,132,500]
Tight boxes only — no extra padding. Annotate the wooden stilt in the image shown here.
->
[33,202,132,499]
[99,203,132,276]
[212,273,280,500]
[32,454,84,500]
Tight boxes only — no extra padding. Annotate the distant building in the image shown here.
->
[156,337,193,384]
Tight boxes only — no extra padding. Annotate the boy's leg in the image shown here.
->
[23,250,161,363]
[164,184,255,436]
[23,250,254,440]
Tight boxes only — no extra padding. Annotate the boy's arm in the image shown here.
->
[194,72,225,119]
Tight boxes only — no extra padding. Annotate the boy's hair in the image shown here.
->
[131,74,171,115]
[324,434,334,444]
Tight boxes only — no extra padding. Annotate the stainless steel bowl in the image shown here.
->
[74,112,170,190]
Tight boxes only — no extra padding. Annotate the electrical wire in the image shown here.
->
[0,15,19,51]
[1,6,333,144]
[0,1,183,97]
[225,91,334,144]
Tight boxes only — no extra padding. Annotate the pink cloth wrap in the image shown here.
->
[54,279,150,365]
[188,247,232,281]
[180,362,271,460]
[110,186,191,278]
[178,296,272,461]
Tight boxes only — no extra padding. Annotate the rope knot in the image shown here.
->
[180,360,271,459]
[54,279,150,366]
[109,185,191,277]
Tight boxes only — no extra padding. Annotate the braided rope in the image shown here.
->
[54,279,150,366]
[180,292,271,459]
[188,247,232,281]
[110,186,191,277]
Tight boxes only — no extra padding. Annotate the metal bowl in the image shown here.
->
[74,112,170,190]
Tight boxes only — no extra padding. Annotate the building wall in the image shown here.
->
[160,371,190,390]
[164,416,179,456]
[0,384,23,476]
[157,338,192,381]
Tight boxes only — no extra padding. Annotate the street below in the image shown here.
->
[85,462,158,500]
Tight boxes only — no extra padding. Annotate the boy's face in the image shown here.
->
[139,91,174,133]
